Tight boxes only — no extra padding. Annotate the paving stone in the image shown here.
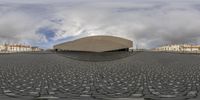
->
[0,52,199,100]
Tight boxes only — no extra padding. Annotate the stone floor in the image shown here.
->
[0,51,199,100]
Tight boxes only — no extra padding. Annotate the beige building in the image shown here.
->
[0,44,42,53]
[154,44,200,52]
[5,44,32,52]
[0,45,5,52]
[54,35,133,52]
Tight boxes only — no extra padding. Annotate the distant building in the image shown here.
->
[31,47,43,52]
[0,44,42,53]
[5,44,31,52]
[154,44,200,52]
[0,45,5,52]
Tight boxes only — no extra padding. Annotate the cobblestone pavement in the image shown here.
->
[0,51,200,100]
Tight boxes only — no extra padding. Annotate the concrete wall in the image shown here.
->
[54,35,133,52]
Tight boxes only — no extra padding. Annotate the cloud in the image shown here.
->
[50,0,200,48]
[0,0,200,49]
[0,4,57,46]
[0,10,40,42]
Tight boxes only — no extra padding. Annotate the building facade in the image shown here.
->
[0,45,5,52]
[154,44,200,52]
[31,47,43,52]
[54,35,133,52]
[0,44,42,53]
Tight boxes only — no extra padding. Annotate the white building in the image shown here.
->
[5,44,31,52]
[0,44,42,53]
[181,45,200,52]
[154,44,200,52]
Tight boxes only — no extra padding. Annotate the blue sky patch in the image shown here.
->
[36,27,57,41]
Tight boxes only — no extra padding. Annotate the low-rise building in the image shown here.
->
[0,44,42,53]
[154,44,200,52]
[181,45,200,52]
[0,45,5,52]
[5,44,32,52]
[31,47,43,52]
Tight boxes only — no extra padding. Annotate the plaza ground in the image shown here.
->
[0,51,200,100]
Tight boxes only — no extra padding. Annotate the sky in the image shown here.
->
[0,0,200,49]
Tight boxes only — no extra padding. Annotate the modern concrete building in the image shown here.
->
[154,44,200,52]
[54,35,133,52]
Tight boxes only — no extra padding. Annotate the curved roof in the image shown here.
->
[54,35,133,52]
